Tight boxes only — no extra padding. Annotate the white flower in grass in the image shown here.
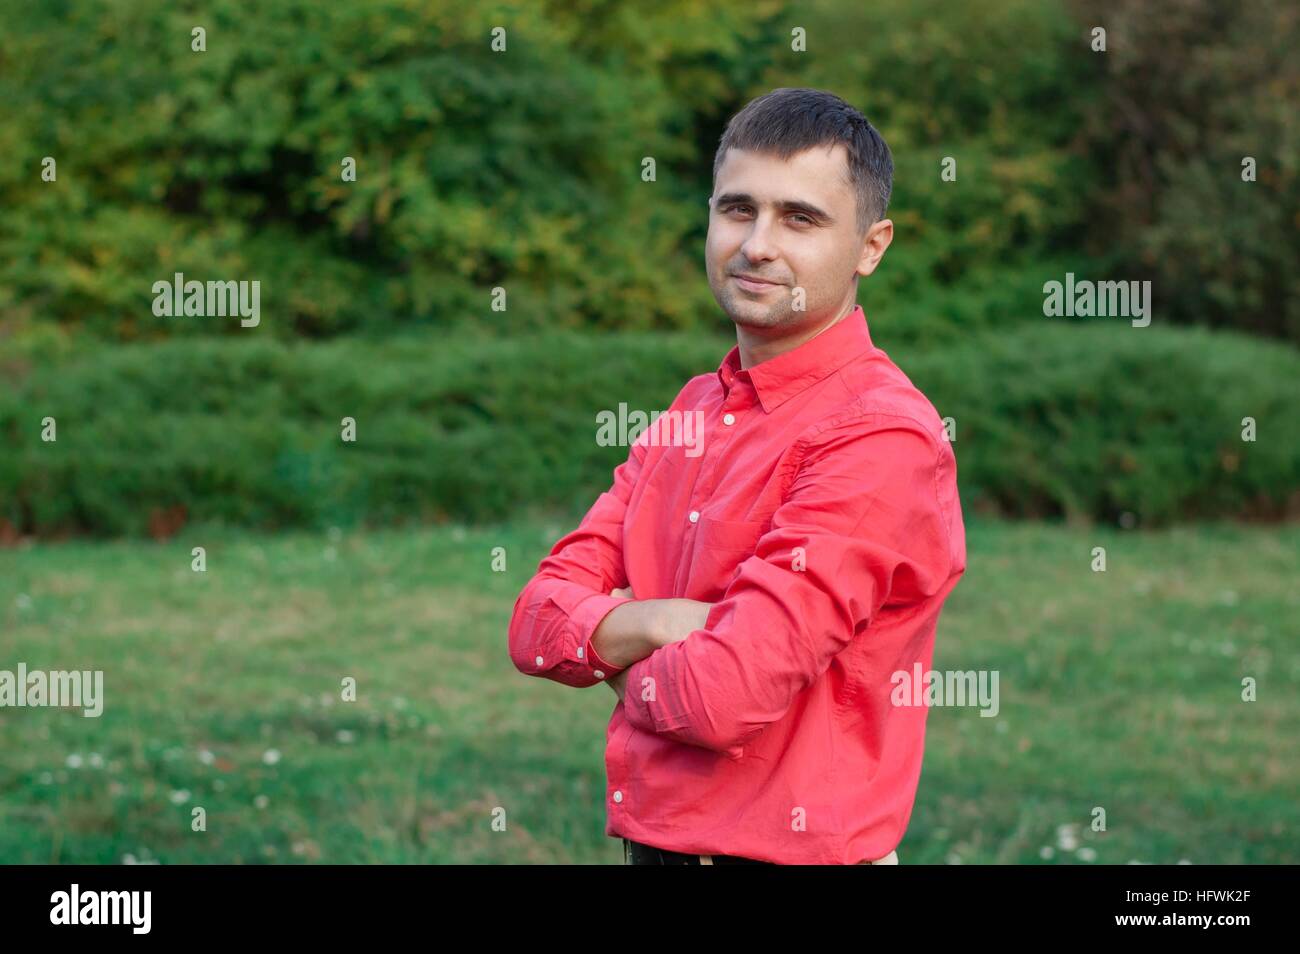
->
[1055,823,1080,852]
[254,795,269,809]
[65,753,83,769]
[88,753,104,769]
[169,789,190,805]
[262,748,281,765]
[336,730,355,744]
[1076,847,1097,862]
[1039,846,1055,860]
[198,748,215,765]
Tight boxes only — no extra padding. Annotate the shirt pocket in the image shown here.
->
[684,515,766,602]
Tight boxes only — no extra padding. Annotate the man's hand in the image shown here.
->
[608,586,712,648]
[605,587,635,702]
[602,585,713,701]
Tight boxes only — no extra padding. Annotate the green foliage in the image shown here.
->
[2,0,1291,347]
[899,323,1300,524]
[0,0,769,341]
[3,323,1295,538]
[1074,0,1300,342]
[0,330,727,536]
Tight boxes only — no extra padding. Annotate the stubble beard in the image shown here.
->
[717,283,798,333]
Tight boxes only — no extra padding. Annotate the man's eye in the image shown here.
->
[789,214,813,225]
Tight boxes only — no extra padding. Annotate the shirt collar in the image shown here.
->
[715,304,875,413]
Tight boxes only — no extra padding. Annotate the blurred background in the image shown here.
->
[0,0,1296,863]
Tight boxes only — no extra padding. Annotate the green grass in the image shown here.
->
[1,517,1296,864]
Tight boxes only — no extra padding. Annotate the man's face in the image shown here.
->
[706,144,881,336]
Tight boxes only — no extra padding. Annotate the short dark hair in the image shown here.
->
[712,88,893,235]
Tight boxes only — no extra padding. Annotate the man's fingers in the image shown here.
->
[609,585,635,599]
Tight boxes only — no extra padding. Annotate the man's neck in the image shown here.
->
[736,300,856,370]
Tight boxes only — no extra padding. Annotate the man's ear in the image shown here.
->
[856,218,893,278]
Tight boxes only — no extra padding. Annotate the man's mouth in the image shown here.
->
[732,274,783,292]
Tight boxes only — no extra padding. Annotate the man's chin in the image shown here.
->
[723,302,791,331]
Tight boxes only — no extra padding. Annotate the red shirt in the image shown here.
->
[507,304,966,864]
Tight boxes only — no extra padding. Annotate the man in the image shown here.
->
[508,88,965,865]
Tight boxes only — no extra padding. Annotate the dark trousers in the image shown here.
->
[622,837,774,865]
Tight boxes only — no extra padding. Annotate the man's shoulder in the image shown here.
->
[809,347,950,450]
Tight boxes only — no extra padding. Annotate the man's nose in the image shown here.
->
[740,215,779,262]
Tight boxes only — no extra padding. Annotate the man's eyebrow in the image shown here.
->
[713,192,833,222]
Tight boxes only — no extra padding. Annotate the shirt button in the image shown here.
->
[593,670,605,679]
[688,510,700,523]
[577,646,584,658]
[534,655,544,666]
[723,413,736,425]
[613,790,623,803]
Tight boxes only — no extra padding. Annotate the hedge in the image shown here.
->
[1,322,1296,538]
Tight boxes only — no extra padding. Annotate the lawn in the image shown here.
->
[1,517,1296,864]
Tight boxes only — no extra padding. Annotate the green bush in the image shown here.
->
[0,0,765,341]
[1073,0,1300,343]
[4,0,1291,350]
[0,330,727,536]
[0,0,1108,346]
[898,323,1300,524]
[2,322,1295,538]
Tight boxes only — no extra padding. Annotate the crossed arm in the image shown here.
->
[594,586,712,703]
[508,415,955,756]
